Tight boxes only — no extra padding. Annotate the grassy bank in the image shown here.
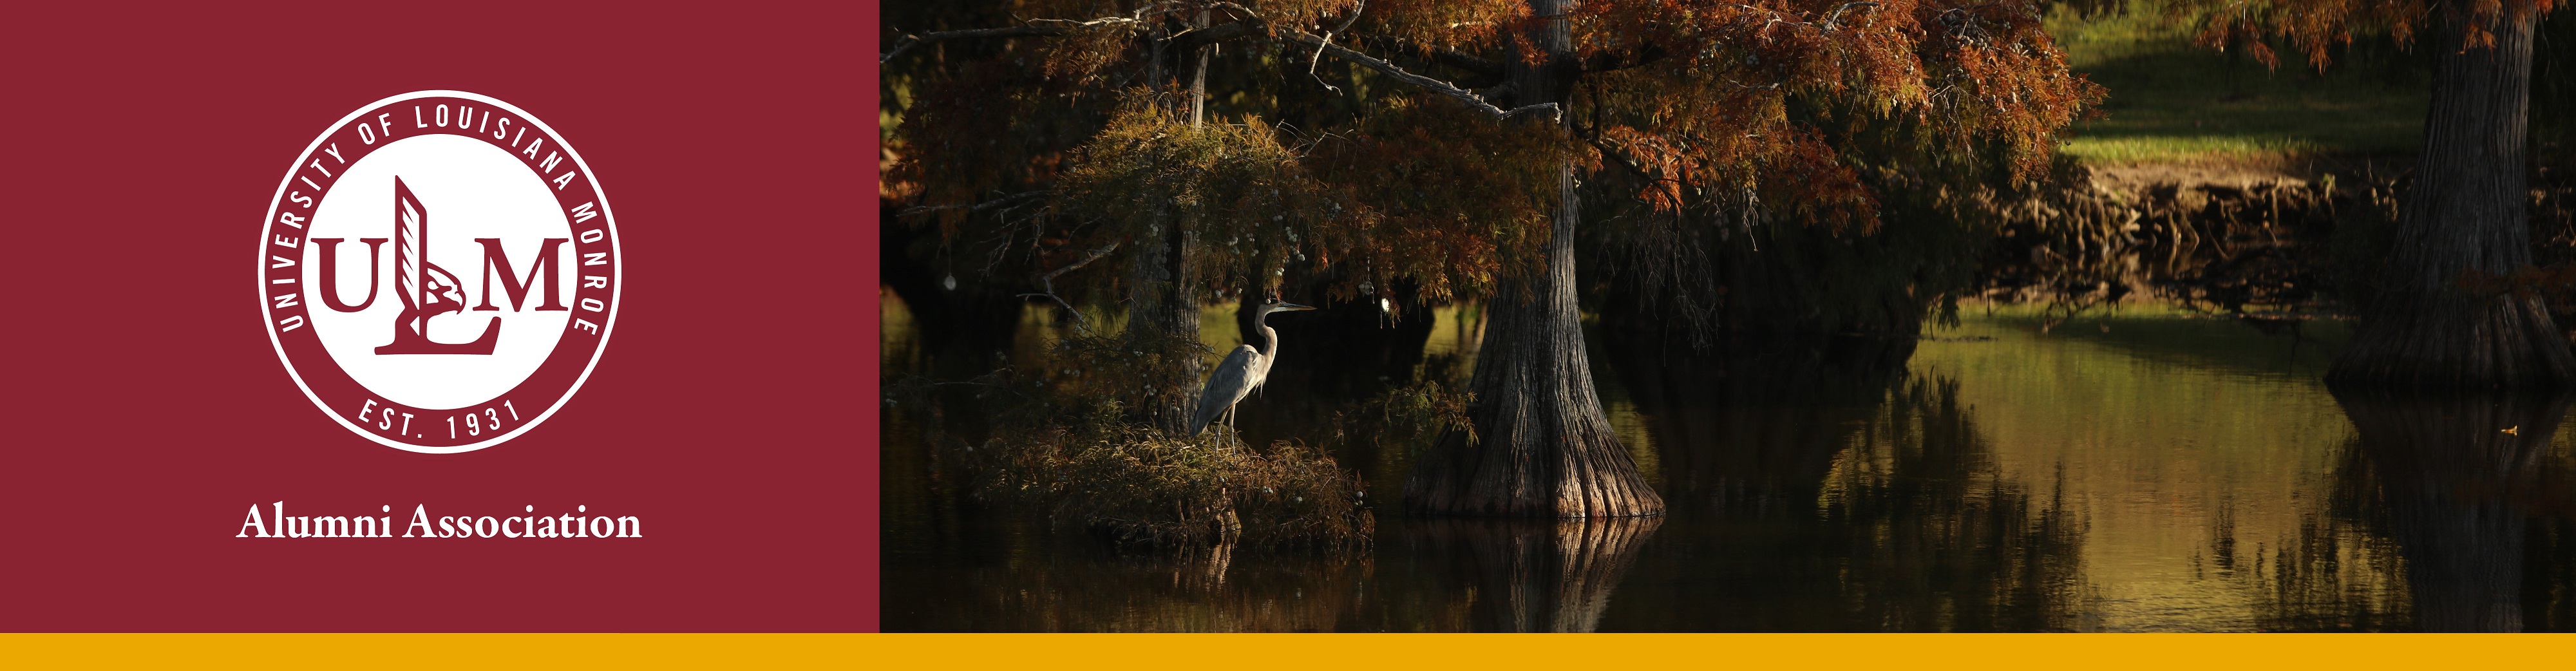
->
[2047,6,2429,166]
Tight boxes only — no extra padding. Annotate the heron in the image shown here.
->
[1191,298,1318,443]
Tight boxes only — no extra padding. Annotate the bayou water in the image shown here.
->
[880,296,2576,632]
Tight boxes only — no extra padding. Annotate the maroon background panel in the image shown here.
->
[0,2,880,631]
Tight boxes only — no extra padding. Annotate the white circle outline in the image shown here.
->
[258,90,622,454]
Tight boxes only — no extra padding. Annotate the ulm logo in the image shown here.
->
[314,177,580,355]
[260,91,620,453]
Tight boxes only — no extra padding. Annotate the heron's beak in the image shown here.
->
[1279,303,1317,311]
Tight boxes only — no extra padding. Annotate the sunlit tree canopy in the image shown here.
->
[883,0,2101,307]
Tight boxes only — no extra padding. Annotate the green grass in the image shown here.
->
[2047,6,2428,165]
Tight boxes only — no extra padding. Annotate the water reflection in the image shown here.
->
[1601,336,2086,630]
[882,295,2576,630]
[882,521,1370,632]
[1607,335,1911,518]
[2241,439,2411,632]
[1909,312,2376,630]
[1386,516,1665,632]
[2331,387,2572,631]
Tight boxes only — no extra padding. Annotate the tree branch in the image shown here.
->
[898,190,1050,218]
[884,14,1267,65]
[1351,35,1505,80]
[1822,2,1880,32]
[882,6,1553,124]
[882,25,1074,64]
[1577,131,1688,213]
[1170,19,1260,52]
[1279,28,1558,122]
[1023,240,1122,332]
[1036,241,1120,286]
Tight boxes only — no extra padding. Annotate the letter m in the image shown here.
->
[310,516,350,538]
[474,238,570,312]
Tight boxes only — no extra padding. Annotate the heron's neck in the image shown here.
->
[1256,311,1280,359]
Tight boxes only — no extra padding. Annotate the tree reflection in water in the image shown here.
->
[2327,387,2576,632]
[1379,516,1665,632]
[882,520,1372,631]
[1597,337,2086,631]
[882,298,2576,630]
[2239,435,2413,632]
[2533,513,2576,630]
[888,337,2092,632]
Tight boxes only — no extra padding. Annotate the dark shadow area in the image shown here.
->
[1588,333,2088,630]
[881,515,1369,632]
[1236,282,1439,396]
[1602,331,1917,516]
[880,199,1029,374]
[1363,516,1666,632]
[2329,386,2576,631]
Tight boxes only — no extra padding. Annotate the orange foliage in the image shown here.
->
[2166,0,2564,71]
[1345,0,1527,53]
[887,0,2102,304]
[1577,0,2101,233]
[1307,97,1580,301]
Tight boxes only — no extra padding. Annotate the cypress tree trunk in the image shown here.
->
[1122,24,1207,435]
[1405,0,1665,517]
[1127,208,1202,435]
[2329,10,2570,388]
[1189,9,1211,127]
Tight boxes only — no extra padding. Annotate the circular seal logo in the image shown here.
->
[258,91,620,453]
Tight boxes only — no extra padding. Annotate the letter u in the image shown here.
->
[314,238,389,312]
